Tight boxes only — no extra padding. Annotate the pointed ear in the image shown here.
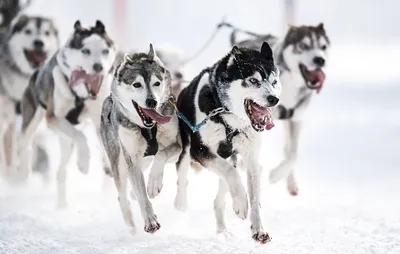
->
[94,20,105,33]
[231,45,241,55]
[73,20,82,31]
[261,41,273,61]
[123,53,133,64]
[148,43,156,60]
[317,23,324,30]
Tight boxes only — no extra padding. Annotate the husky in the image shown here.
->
[223,22,330,196]
[114,50,186,100]
[0,14,58,177]
[15,20,116,207]
[100,44,181,234]
[173,42,280,243]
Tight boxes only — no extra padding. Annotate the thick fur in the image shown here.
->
[0,0,33,44]
[15,20,116,207]
[114,45,186,99]
[174,42,281,243]
[100,44,181,234]
[0,15,58,178]
[228,23,331,195]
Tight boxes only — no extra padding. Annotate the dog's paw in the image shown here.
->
[231,191,248,220]
[287,174,299,196]
[147,173,163,199]
[144,214,161,234]
[77,156,90,174]
[174,191,188,212]
[127,225,137,235]
[251,228,271,244]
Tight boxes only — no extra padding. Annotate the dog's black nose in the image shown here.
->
[93,63,103,73]
[33,40,44,50]
[313,56,325,67]
[267,95,279,106]
[145,98,157,109]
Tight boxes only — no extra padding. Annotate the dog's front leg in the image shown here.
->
[46,116,90,174]
[203,156,248,220]
[56,136,74,208]
[122,148,160,234]
[269,120,302,195]
[245,159,271,244]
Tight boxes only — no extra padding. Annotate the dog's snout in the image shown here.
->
[267,95,279,106]
[145,98,157,109]
[313,56,325,67]
[33,40,44,50]
[93,63,103,73]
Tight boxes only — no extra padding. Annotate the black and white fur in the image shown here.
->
[0,14,58,178]
[0,0,33,44]
[227,23,331,195]
[100,44,181,234]
[174,42,281,243]
[15,20,116,207]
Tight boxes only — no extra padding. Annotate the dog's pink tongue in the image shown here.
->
[265,108,275,130]
[86,75,103,95]
[310,70,326,94]
[141,108,172,124]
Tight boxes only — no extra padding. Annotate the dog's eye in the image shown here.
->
[321,45,327,50]
[102,49,109,55]
[132,82,142,88]
[25,29,32,35]
[297,42,309,51]
[81,48,91,55]
[272,80,277,87]
[249,78,258,84]
[153,81,161,87]
[44,30,50,36]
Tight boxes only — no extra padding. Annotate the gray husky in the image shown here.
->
[16,20,116,207]
[100,44,181,234]
[223,22,330,196]
[0,14,58,176]
[174,42,281,243]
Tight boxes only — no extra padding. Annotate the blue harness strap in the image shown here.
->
[169,99,226,133]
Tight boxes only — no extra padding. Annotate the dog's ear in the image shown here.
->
[10,15,29,34]
[94,20,105,34]
[123,53,133,64]
[231,45,241,55]
[261,41,273,61]
[317,23,324,31]
[148,43,165,68]
[74,20,82,31]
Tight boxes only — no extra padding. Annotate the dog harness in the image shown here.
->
[168,98,228,133]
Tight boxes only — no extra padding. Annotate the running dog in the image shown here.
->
[174,42,281,243]
[100,44,181,234]
[16,20,116,207]
[0,14,58,177]
[222,22,330,195]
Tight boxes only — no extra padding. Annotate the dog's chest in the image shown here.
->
[0,66,30,100]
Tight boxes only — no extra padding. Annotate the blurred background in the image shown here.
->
[1,0,399,253]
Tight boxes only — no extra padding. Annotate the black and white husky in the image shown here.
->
[174,42,280,243]
[15,20,116,207]
[100,44,181,234]
[0,14,58,177]
[225,22,330,195]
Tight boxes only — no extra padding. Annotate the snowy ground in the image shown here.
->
[1,79,400,254]
[1,0,400,253]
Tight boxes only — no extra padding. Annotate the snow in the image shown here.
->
[1,0,400,253]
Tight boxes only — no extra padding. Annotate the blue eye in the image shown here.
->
[298,42,309,51]
[249,78,258,84]
[81,48,90,55]
[102,49,109,55]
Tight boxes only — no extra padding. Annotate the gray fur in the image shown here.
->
[100,45,181,234]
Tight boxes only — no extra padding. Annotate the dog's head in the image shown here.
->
[64,20,117,98]
[113,44,172,128]
[7,15,58,74]
[281,23,330,92]
[213,42,281,132]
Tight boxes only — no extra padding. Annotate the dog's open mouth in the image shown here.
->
[244,99,274,132]
[23,49,47,68]
[132,101,172,128]
[69,69,104,99]
[299,64,326,93]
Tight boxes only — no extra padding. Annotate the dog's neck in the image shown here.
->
[56,47,73,81]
